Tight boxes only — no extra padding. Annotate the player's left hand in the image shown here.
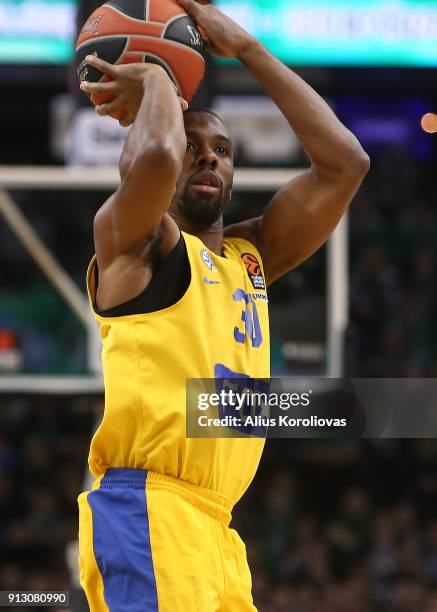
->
[80,56,188,126]
[175,0,254,59]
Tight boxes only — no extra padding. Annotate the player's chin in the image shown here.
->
[181,194,223,227]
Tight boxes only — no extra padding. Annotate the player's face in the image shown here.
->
[172,112,234,228]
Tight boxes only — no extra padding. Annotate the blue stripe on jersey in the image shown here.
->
[88,469,158,611]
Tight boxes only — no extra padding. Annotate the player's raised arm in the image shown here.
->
[177,0,370,285]
[237,42,370,284]
[81,57,188,262]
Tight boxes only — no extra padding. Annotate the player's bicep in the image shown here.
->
[112,144,182,254]
[258,168,365,285]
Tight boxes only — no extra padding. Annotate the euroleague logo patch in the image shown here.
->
[200,248,217,272]
[242,253,265,290]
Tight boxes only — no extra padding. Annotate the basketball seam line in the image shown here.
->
[140,52,181,93]
[104,35,130,82]
[161,13,193,38]
[77,35,130,82]
[160,14,205,56]
[76,34,205,62]
[99,5,170,27]
[87,5,204,55]
[76,35,130,55]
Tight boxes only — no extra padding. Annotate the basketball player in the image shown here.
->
[78,1,369,609]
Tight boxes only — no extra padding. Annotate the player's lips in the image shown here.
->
[190,171,222,194]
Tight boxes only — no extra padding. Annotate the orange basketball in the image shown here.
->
[76,0,205,117]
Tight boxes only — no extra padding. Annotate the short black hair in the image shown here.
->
[184,107,226,126]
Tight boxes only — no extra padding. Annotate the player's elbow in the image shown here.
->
[340,137,371,179]
[349,146,371,177]
[314,137,370,185]
[324,146,370,188]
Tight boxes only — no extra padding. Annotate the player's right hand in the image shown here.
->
[175,0,253,59]
[80,56,188,127]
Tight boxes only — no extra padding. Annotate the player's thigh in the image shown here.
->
[146,487,223,612]
[218,527,258,612]
[77,491,109,612]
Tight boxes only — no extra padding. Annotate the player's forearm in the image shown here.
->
[238,40,369,175]
[121,67,187,175]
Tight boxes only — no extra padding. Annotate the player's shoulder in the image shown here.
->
[223,217,260,245]
[223,218,263,260]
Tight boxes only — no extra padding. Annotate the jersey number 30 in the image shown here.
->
[233,289,263,348]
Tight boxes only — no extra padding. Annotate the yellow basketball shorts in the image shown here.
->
[78,468,257,611]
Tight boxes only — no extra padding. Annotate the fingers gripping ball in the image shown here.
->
[76,0,205,117]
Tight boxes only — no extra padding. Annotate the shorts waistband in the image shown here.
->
[97,468,233,526]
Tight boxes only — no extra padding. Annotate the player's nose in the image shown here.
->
[197,144,218,169]
[198,151,218,169]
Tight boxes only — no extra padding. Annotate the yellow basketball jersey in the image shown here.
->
[86,231,270,506]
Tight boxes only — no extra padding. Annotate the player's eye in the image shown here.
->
[216,146,228,155]
[187,141,196,151]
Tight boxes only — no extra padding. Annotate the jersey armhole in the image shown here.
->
[95,234,191,317]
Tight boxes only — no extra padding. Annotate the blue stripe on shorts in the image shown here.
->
[87,469,158,611]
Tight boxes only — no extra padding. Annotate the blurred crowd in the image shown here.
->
[0,396,96,610]
[3,399,437,611]
[238,437,437,612]
[348,147,437,376]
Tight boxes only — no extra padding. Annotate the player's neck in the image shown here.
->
[174,216,224,256]
[194,228,224,256]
